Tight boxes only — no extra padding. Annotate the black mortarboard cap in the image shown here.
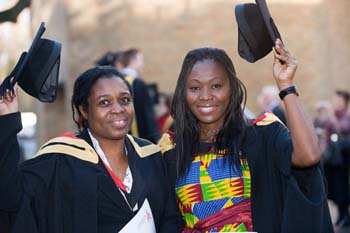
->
[0,22,61,102]
[235,0,282,63]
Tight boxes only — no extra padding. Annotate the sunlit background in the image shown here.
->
[1,0,349,147]
[0,0,349,231]
[1,0,349,143]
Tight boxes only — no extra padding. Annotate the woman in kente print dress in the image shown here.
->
[159,39,333,233]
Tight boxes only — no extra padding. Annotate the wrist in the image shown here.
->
[279,85,299,100]
[0,107,18,116]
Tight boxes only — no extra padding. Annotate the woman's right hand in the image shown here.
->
[0,87,19,116]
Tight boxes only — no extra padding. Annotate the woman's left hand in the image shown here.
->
[272,39,298,90]
[0,87,19,116]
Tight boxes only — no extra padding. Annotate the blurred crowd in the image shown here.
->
[313,90,350,228]
[256,86,350,229]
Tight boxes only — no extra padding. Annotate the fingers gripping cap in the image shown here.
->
[0,22,62,103]
[234,0,282,63]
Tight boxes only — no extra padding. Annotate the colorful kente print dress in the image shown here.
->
[175,146,251,232]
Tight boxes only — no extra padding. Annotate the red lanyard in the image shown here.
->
[101,160,127,192]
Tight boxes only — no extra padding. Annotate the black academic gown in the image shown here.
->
[0,112,179,233]
[131,77,160,143]
[242,115,333,233]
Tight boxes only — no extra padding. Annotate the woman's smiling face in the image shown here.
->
[185,59,231,131]
[80,76,134,142]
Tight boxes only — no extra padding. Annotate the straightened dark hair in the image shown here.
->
[171,47,248,176]
[71,66,132,132]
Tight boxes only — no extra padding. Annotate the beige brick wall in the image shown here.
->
[31,0,350,143]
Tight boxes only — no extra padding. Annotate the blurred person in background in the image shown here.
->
[243,106,256,120]
[314,90,350,228]
[0,66,179,233]
[313,100,332,152]
[120,48,160,143]
[95,51,125,71]
[155,92,174,134]
[257,84,287,125]
[120,48,144,79]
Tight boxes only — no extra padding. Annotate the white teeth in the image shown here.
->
[199,106,215,113]
[112,120,127,127]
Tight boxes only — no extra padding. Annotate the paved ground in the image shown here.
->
[328,201,350,233]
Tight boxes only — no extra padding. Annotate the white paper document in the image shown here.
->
[119,198,156,233]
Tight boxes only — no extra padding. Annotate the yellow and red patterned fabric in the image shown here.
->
[175,149,252,232]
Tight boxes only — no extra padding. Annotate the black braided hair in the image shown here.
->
[71,66,132,132]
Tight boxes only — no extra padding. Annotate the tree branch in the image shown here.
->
[0,0,31,23]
